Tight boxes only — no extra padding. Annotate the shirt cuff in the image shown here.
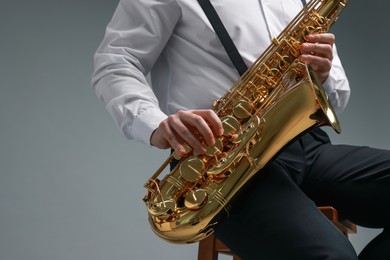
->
[130,108,168,146]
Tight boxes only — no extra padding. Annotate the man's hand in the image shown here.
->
[150,109,223,157]
[300,33,335,84]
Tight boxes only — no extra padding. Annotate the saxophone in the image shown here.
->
[143,0,350,243]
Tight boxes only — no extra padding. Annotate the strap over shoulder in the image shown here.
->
[196,0,248,76]
[196,0,307,77]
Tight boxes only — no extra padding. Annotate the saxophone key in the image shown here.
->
[147,199,177,220]
[184,189,208,210]
[205,138,223,156]
[221,115,240,136]
[179,156,205,183]
[233,100,252,119]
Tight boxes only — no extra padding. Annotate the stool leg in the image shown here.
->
[198,235,218,260]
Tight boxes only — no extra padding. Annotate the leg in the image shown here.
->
[214,158,357,259]
[300,130,390,259]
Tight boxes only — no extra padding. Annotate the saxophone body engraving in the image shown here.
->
[143,0,350,243]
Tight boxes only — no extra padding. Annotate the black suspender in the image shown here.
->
[197,0,308,77]
[196,0,248,76]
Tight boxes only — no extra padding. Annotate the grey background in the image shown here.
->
[0,0,389,259]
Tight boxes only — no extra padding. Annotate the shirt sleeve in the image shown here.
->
[321,44,351,115]
[91,0,181,145]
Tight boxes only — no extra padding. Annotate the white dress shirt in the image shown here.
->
[92,0,350,146]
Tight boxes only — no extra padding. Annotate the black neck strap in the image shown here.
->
[197,0,308,76]
[197,0,248,76]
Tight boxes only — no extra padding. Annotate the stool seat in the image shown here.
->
[197,206,356,260]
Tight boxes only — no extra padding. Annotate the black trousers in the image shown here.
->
[214,128,390,260]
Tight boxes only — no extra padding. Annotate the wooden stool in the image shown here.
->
[197,206,356,260]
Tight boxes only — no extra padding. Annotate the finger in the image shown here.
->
[301,42,333,60]
[177,110,215,149]
[157,118,187,155]
[300,54,332,72]
[306,33,335,45]
[169,113,207,154]
[193,110,223,137]
[302,33,334,60]
[177,110,221,147]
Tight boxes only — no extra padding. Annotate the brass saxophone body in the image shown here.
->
[143,0,349,243]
